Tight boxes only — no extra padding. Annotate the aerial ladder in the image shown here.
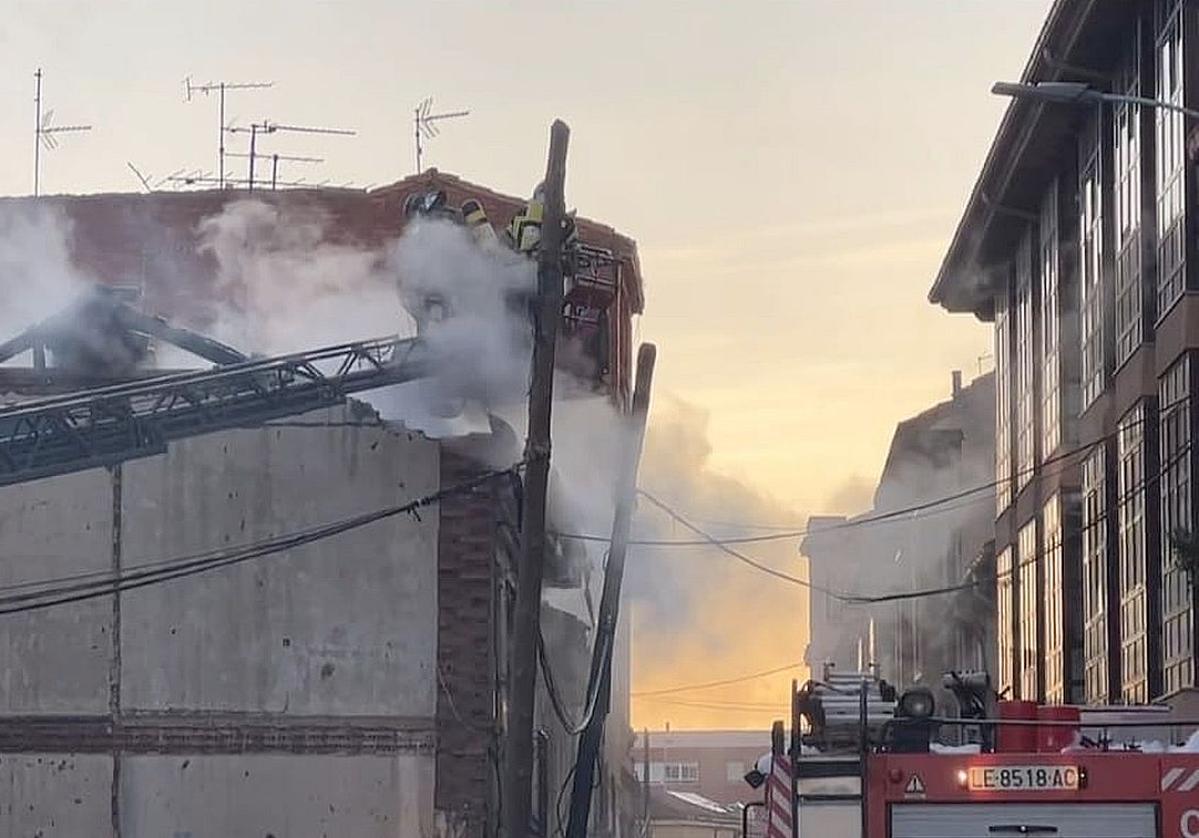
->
[0,286,432,487]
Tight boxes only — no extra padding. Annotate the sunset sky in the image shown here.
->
[0,1,1054,729]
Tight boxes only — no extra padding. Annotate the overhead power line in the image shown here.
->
[637,490,834,594]
[0,397,1181,621]
[538,626,609,735]
[637,696,790,712]
[631,661,803,698]
[555,398,1177,550]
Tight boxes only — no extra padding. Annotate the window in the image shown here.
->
[1043,495,1065,703]
[1082,447,1109,703]
[1119,404,1150,703]
[1016,229,1036,491]
[996,288,1014,514]
[663,762,699,783]
[1157,6,1186,317]
[1114,42,1144,366]
[726,762,746,782]
[1160,355,1194,694]
[636,762,701,784]
[1079,126,1105,409]
[1019,519,1039,701]
[997,545,1015,699]
[1041,183,1062,456]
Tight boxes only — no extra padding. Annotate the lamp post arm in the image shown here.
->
[1099,91,1199,122]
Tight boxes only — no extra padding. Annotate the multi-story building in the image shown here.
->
[0,173,646,835]
[632,730,768,807]
[802,372,996,709]
[930,0,1199,709]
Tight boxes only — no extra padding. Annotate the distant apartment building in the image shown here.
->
[930,0,1199,708]
[803,372,996,707]
[632,730,768,807]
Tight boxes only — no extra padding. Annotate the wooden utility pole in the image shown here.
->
[642,726,651,829]
[566,343,658,838]
[502,119,570,838]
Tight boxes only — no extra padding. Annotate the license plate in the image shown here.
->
[968,765,1080,791]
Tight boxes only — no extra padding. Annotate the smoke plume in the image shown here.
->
[195,200,404,355]
[0,203,89,344]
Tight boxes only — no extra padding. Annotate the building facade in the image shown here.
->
[6,168,645,404]
[632,730,768,807]
[930,0,1199,706]
[803,372,996,708]
[0,172,647,834]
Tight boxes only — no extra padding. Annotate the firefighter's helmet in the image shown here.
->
[403,189,448,219]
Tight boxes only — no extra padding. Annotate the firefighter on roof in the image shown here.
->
[506,183,579,257]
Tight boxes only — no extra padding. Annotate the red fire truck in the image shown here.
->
[753,666,1199,838]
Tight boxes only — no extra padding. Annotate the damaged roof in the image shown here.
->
[928,0,1137,320]
[0,167,645,329]
[374,169,645,314]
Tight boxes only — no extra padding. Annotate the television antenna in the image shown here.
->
[227,120,354,191]
[33,69,92,196]
[414,97,469,174]
[184,76,273,189]
[126,161,154,193]
[226,150,323,190]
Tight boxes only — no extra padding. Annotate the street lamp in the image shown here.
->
[992,80,1199,120]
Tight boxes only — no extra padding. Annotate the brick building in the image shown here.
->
[9,169,644,404]
[632,730,768,807]
[0,173,645,835]
[930,0,1199,708]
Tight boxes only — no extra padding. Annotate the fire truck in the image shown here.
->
[750,666,1199,838]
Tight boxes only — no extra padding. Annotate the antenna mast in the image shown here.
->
[184,76,273,189]
[227,120,354,191]
[33,69,92,197]
[413,97,469,174]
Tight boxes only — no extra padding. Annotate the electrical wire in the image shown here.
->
[636,696,789,711]
[552,490,993,547]
[631,662,803,697]
[538,625,610,735]
[626,434,1199,698]
[636,490,836,594]
[633,433,1103,606]
[554,764,576,838]
[0,464,523,617]
[437,663,493,734]
[552,398,1179,549]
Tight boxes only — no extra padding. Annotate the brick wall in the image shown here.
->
[436,446,512,835]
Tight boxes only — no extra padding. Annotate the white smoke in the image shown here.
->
[540,393,812,729]
[195,199,404,356]
[391,218,536,410]
[0,203,89,346]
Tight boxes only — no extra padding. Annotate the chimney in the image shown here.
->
[951,369,963,398]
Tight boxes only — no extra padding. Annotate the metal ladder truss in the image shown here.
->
[0,336,431,487]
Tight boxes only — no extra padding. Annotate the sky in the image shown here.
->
[0,0,1054,728]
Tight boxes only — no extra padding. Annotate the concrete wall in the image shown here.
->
[0,469,114,713]
[0,754,111,836]
[119,412,439,716]
[121,755,432,838]
[0,405,441,836]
